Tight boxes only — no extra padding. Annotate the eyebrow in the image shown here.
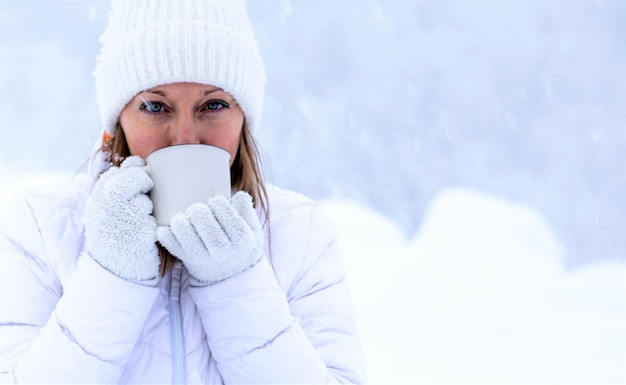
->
[145,90,166,96]
[204,88,223,96]
[144,88,224,97]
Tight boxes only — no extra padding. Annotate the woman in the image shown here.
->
[0,0,366,383]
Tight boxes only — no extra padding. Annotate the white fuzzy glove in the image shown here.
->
[156,191,264,286]
[84,156,160,283]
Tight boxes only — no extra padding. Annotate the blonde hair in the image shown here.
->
[101,121,270,276]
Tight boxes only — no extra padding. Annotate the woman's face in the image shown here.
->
[119,82,244,165]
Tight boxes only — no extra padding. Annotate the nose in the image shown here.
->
[170,114,202,145]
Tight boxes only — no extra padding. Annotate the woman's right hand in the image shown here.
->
[84,156,160,284]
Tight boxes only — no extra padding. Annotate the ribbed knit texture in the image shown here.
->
[94,0,266,134]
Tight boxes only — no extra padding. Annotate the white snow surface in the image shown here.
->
[322,189,626,384]
[1,174,624,384]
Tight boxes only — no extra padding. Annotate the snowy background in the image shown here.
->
[1,0,625,383]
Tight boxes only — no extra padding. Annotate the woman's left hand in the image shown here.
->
[156,191,264,285]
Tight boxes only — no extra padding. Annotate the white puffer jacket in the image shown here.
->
[0,175,365,384]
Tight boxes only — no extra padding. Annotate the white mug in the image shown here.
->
[145,144,231,226]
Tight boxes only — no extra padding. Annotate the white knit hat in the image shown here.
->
[94,0,266,135]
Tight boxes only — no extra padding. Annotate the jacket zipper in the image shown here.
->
[169,261,186,385]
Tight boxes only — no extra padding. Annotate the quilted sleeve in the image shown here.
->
[189,202,366,384]
[0,193,159,383]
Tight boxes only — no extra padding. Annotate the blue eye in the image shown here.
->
[204,100,229,111]
[140,101,166,113]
